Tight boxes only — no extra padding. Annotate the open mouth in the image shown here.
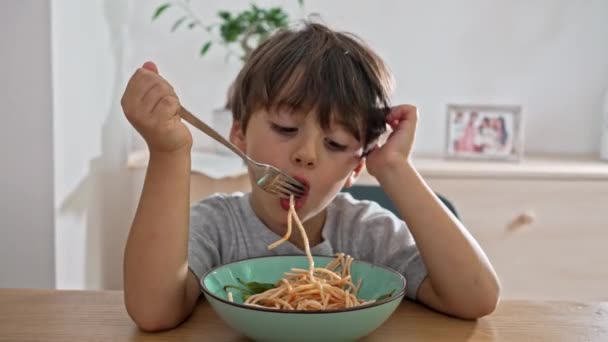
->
[279,176,309,211]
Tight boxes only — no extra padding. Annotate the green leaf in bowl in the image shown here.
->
[376,289,395,301]
[223,278,276,300]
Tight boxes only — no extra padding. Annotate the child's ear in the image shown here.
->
[229,120,246,152]
[344,159,366,188]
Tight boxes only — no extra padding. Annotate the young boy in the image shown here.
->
[121,22,500,331]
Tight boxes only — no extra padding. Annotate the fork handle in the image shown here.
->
[178,106,247,160]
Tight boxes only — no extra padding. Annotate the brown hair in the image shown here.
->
[230,20,393,147]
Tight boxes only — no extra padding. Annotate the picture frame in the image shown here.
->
[445,104,523,161]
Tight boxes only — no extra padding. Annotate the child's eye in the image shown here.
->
[324,138,347,151]
[271,123,298,135]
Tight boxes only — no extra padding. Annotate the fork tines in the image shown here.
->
[258,173,306,198]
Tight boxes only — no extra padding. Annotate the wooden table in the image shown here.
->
[1,289,606,341]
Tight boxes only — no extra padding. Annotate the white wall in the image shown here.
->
[52,0,135,289]
[0,0,55,288]
[330,0,608,156]
[2,0,605,290]
[131,0,608,156]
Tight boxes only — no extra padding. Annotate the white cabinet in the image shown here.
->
[422,178,608,301]
[358,155,608,300]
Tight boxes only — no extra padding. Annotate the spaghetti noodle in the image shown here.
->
[227,195,373,310]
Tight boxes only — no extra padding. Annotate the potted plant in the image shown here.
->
[153,0,304,62]
[152,1,305,155]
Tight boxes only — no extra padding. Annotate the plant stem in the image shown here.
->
[174,0,211,33]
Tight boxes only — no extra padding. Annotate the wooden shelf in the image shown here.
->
[128,150,608,182]
[357,154,608,185]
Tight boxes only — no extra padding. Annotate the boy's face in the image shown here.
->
[230,108,366,228]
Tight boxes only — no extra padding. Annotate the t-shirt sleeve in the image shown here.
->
[342,200,428,301]
[376,219,428,301]
[187,196,230,288]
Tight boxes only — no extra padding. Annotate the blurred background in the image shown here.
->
[1,0,607,299]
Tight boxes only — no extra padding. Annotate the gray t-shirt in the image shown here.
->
[188,192,428,300]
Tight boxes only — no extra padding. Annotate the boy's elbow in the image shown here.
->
[446,278,500,320]
[471,273,501,317]
[460,285,501,319]
[131,313,180,332]
[465,296,499,319]
[125,299,185,332]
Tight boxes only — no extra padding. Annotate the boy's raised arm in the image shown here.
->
[121,62,200,331]
[366,105,500,319]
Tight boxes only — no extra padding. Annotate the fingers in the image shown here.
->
[361,143,380,158]
[124,67,167,103]
[121,61,178,121]
[142,81,177,117]
[386,105,418,129]
[386,105,418,121]
[122,69,156,117]
[142,61,158,73]
[151,94,180,123]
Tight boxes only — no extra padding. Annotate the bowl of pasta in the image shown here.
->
[201,253,406,342]
[201,196,406,341]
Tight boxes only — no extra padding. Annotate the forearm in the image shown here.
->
[376,162,500,310]
[124,148,193,329]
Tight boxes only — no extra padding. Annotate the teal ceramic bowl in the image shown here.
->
[201,255,406,342]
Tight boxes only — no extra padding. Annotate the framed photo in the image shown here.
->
[445,104,523,161]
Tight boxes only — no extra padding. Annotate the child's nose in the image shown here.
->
[292,142,317,168]
[294,156,315,167]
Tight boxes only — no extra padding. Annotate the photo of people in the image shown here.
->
[446,105,522,161]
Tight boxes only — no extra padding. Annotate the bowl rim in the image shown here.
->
[200,254,406,314]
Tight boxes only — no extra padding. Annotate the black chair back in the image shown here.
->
[342,185,459,219]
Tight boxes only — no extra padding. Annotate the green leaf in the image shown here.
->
[269,8,282,17]
[224,284,253,294]
[171,16,187,32]
[220,20,245,42]
[298,0,304,7]
[246,281,276,293]
[376,289,395,301]
[224,278,276,300]
[200,41,212,56]
[237,278,275,293]
[218,11,231,21]
[152,3,171,20]
[224,284,255,301]
[266,8,288,28]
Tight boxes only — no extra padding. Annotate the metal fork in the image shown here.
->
[178,107,306,198]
